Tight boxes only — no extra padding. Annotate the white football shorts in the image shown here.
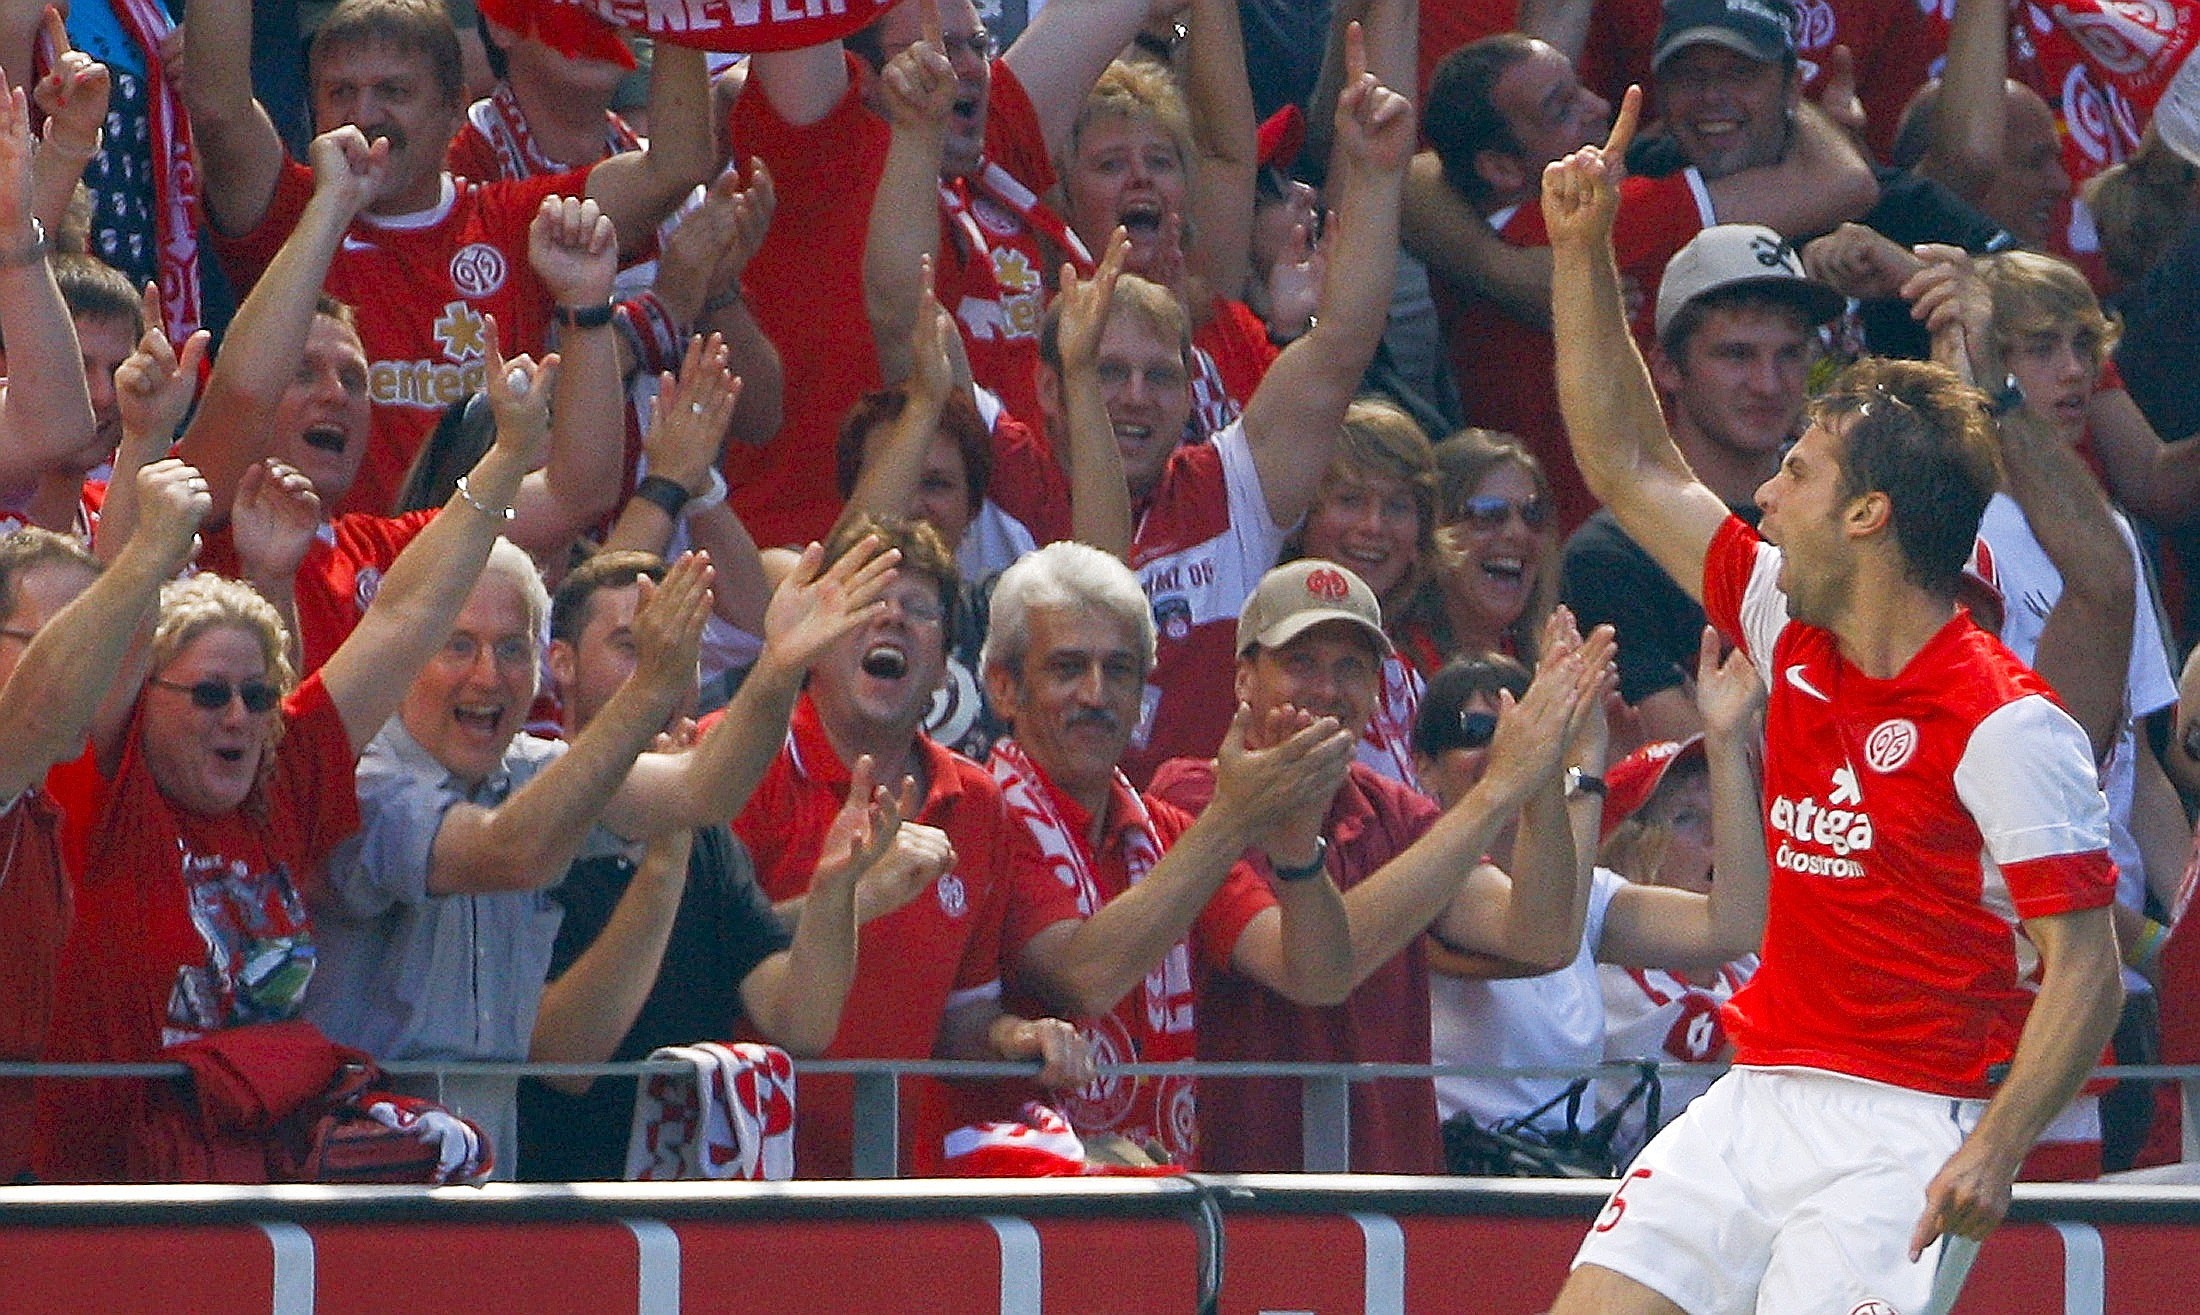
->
[1571,1066,1985,1315]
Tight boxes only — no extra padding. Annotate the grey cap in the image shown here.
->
[1654,223,1845,340]
[1652,0,1798,70]
[1237,559,1393,657]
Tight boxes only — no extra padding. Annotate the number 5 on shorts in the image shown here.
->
[1593,1167,1654,1233]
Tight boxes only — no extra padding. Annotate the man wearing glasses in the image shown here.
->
[306,536,897,1176]
[1562,224,1839,746]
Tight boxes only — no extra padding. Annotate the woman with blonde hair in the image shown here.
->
[34,347,560,1182]
[1286,395,1439,786]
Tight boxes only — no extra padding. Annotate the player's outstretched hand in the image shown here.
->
[1540,85,1639,252]
[1910,1136,2018,1261]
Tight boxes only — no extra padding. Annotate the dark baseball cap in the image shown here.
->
[1653,0,1797,71]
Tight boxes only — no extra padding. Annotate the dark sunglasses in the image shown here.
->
[1417,708,1499,758]
[152,676,281,714]
[1455,494,1551,532]
[1450,710,1499,749]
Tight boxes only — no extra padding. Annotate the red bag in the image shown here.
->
[126,1021,489,1185]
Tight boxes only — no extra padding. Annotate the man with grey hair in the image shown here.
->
[307,537,897,1174]
[978,540,1360,1166]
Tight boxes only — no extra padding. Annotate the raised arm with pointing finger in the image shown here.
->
[1546,88,1730,602]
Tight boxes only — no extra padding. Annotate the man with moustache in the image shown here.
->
[976,540,1360,1165]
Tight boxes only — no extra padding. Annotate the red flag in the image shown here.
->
[545,0,897,54]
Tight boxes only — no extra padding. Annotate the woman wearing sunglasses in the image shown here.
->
[33,341,559,1183]
[1416,631,1768,1176]
[1284,396,1439,789]
[1395,429,1559,677]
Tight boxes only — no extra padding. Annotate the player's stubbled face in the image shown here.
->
[1754,419,1857,627]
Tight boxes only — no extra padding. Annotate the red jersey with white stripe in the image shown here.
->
[990,419,1289,787]
[211,162,577,519]
[1701,516,2117,1099]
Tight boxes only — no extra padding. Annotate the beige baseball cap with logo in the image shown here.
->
[1237,560,1394,657]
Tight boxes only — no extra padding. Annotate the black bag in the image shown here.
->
[1442,1063,1662,1179]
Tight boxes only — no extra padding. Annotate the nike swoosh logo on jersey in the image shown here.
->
[341,235,375,252]
[1784,664,1829,701]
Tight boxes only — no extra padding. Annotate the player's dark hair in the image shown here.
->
[1813,358,2000,598]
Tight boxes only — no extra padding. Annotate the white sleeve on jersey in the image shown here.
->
[1954,693,2114,868]
[1214,419,1293,569]
[1732,537,1792,689]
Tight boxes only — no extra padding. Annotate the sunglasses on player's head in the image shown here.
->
[151,677,281,715]
[1453,494,1551,532]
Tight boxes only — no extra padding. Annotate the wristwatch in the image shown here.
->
[1269,837,1330,883]
[1986,373,2026,419]
[553,300,617,330]
[1565,767,1607,799]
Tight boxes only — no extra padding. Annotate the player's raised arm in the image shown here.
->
[1545,87,1728,603]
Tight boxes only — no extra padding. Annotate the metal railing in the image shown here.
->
[10,1057,2200,1178]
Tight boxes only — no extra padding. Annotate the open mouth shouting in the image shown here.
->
[861,641,910,681]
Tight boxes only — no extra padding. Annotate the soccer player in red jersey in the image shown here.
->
[1539,92,2125,1315]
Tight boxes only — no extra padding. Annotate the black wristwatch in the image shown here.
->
[1565,767,1607,799]
[1986,373,2026,419]
[1269,837,1330,883]
[553,300,617,330]
[631,474,692,519]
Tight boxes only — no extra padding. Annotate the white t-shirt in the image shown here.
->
[1431,867,1625,1131]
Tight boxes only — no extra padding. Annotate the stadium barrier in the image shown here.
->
[6,1058,2200,1312]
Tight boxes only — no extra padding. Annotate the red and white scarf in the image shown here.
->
[989,738,1156,917]
[625,1042,794,1181]
[110,0,199,336]
[939,160,1093,320]
[469,81,641,182]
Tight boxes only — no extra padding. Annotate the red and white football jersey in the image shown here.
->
[1701,516,2117,1099]
[212,163,577,518]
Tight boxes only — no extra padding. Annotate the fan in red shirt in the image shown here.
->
[974,541,1360,1166]
[0,476,208,1182]
[728,516,1094,1176]
[986,22,1416,786]
[1409,5,1877,534]
[1148,561,1615,1173]
[163,126,627,674]
[34,337,570,1183]
[1542,97,2121,1315]
[723,0,1160,547]
[176,0,714,517]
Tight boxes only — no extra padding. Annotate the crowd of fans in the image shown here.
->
[1,0,2197,1185]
